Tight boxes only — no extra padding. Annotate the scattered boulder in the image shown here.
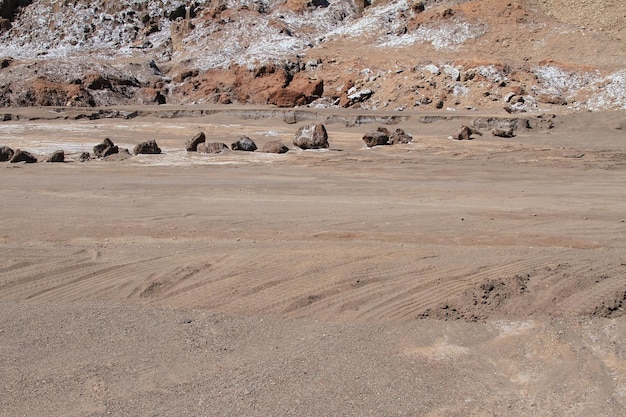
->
[492,128,515,138]
[262,140,289,154]
[46,150,65,162]
[79,152,91,162]
[231,136,257,152]
[93,138,119,157]
[198,142,229,154]
[133,139,161,155]
[362,129,389,147]
[0,145,14,161]
[185,132,206,151]
[389,128,413,144]
[450,125,483,140]
[10,149,37,163]
[293,124,329,149]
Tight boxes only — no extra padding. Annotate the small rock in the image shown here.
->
[93,138,118,158]
[133,139,161,155]
[198,142,229,154]
[46,150,65,162]
[450,125,482,140]
[492,128,515,138]
[262,140,289,154]
[186,132,206,152]
[0,145,14,162]
[389,128,413,144]
[10,149,37,163]
[79,152,91,162]
[362,130,389,147]
[231,136,257,152]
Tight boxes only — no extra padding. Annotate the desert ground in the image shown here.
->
[1,106,625,416]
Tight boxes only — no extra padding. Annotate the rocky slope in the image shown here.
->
[0,0,625,111]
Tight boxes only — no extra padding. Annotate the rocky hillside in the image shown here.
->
[0,0,625,111]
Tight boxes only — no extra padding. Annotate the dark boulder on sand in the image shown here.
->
[231,136,257,152]
[93,138,119,157]
[10,149,37,163]
[46,150,65,162]
[389,128,413,144]
[0,145,14,161]
[133,139,161,155]
[362,130,389,147]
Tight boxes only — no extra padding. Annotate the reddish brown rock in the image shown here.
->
[198,142,229,154]
[293,124,329,149]
[492,128,515,138]
[450,125,483,140]
[389,128,413,144]
[362,130,389,147]
[262,140,289,154]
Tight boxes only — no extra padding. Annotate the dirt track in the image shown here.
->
[1,107,625,415]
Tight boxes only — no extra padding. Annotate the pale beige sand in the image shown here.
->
[1,106,625,416]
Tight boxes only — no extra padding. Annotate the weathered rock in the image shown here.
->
[362,130,389,147]
[389,128,413,144]
[46,150,65,162]
[10,149,37,163]
[492,128,515,138]
[450,125,483,140]
[231,136,257,152]
[0,145,14,161]
[198,142,229,154]
[133,139,161,155]
[186,132,206,152]
[104,148,132,161]
[79,152,91,162]
[293,124,329,149]
[93,138,119,157]
[262,140,289,154]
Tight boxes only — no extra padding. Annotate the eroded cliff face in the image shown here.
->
[0,0,625,111]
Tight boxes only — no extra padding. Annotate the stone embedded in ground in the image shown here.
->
[293,124,329,149]
[362,130,389,147]
[492,128,515,138]
[104,148,132,161]
[93,138,119,157]
[133,139,161,155]
[450,125,483,140]
[0,145,14,161]
[231,136,257,152]
[262,140,289,154]
[198,142,229,154]
[10,149,37,163]
[46,150,65,162]
[389,128,413,144]
[79,152,91,162]
[186,132,206,152]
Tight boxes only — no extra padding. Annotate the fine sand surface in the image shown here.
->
[1,106,625,416]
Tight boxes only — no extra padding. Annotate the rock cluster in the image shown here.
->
[362,127,413,147]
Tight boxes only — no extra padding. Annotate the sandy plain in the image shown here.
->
[1,106,625,416]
